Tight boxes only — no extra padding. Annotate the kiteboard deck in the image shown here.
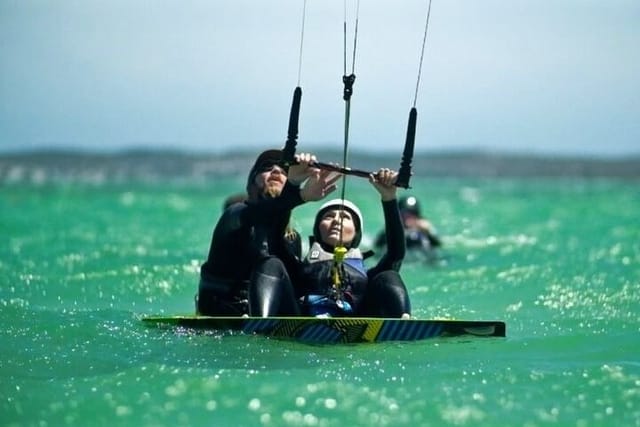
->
[142,315,506,344]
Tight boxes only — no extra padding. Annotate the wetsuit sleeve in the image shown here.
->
[202,182,304,274]
[367,199,406,278]
[240,181,304,226]
[427,230,442,247]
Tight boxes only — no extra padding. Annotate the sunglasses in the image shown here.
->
[256,161,288,175]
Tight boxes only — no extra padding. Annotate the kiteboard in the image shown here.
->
[142,315,506,344]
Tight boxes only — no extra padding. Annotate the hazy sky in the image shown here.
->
[1,0,638,156]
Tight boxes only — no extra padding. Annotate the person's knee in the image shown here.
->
[367,271,410,317]
[256,256,287,278]
[371,270,404,291]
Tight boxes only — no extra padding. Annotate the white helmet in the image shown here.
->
[313,199,364,247]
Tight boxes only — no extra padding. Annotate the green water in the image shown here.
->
[1,176,639,426]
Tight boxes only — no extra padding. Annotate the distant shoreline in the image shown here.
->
[1,148,639,183]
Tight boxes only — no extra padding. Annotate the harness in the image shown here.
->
[303,242,366,316]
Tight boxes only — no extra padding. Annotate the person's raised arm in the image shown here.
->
[368,168,405,275]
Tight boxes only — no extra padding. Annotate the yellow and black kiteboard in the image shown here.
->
[142,315,506,344]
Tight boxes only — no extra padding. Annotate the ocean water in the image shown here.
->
[1,170,639,426]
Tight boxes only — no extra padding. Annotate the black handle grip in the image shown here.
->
[283,86,302,165]
[396,107,417,189]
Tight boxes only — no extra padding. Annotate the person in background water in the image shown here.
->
[196,149,340,317]
[281,168,411,318]
[375,194,442,254]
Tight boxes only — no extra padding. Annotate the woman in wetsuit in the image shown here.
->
[286,168,411,318]
[197,150,339,317]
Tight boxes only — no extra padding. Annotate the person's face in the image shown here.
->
[254,162,287,198]
[318,208,356,247]
[401,211,420,228]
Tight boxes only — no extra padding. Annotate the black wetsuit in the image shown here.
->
[197,181,303,316]
[374,225,442,251]
[286,199,411,317]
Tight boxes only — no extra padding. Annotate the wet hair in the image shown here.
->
[312,199,364,248]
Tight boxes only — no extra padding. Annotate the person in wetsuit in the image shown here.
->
[374,194,442,254]
[196,150,340,317]
[284,168,411,318]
